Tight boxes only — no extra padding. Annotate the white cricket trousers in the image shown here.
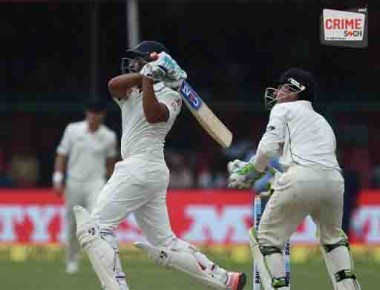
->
[91,157,175,247]
[258,166,345,248]
[65,179,104,264]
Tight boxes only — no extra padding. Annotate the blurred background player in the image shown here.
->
[73,40,246,290]
[52,98,117,274]
[228,68,361,290]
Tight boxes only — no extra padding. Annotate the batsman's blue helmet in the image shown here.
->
[121,40,169,73]
[125,41,168,60]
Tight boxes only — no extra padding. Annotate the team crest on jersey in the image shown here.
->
[171,99,182,112]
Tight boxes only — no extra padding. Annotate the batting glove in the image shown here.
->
[139,63,166,81]
[228,163,264,189]
[154,52,187,80]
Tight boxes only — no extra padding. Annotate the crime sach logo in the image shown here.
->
[325,18,363,37]
[323,9,365,41]
[320,8,367,48]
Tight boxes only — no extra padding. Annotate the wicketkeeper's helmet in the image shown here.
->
[264,68,318,110]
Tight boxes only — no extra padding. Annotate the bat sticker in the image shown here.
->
[179,81,203,110]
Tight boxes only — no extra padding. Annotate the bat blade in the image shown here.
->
[178,81,233,148]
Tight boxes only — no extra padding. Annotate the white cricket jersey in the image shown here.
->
[257,101,340,171]
[114,82,182,161]
[57,121,117,182]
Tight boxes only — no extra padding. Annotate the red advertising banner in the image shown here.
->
[0,189,379,245]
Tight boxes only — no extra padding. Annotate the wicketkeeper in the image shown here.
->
[228,68,361,290]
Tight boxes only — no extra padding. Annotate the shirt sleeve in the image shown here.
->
[257,104,287,158]
[56,125,72,156]
[107,132,118,158]
[253,172,273,193]
[269,156,283,172]
[156,89,182,123]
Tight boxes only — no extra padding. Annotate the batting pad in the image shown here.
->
[74,206,121,290]
[134,242,239,290]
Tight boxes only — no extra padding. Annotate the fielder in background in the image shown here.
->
[228,68,361,290]
[73,40,246,290]
[52,99,117,274]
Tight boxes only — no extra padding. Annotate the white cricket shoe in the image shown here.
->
[66,261,79,274]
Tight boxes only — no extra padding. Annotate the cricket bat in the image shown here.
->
[178,80,233,148]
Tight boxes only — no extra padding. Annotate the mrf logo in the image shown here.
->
[179,81,203,111]
[320,7,367,48]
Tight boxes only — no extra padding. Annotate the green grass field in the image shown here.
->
[1,253,377,290]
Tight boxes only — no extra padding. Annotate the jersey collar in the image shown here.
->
[297,100,313,109]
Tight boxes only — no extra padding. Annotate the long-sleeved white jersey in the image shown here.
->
[255,101,340,172]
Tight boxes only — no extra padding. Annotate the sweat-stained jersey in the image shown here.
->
[113,82,182,161]
[256,101,340,171]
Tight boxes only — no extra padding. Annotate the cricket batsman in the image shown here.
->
[228,68,361,290]
[52,99,117,274]
[73,40,246,290]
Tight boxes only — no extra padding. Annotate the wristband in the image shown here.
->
[53,171,64,185]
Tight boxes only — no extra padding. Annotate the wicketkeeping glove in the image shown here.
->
[228,163,264,189]
[227,159,247,174]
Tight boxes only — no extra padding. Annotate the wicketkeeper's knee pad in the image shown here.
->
[322,237,361,290]
[260,246,289,288]
[249,228,289,289]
